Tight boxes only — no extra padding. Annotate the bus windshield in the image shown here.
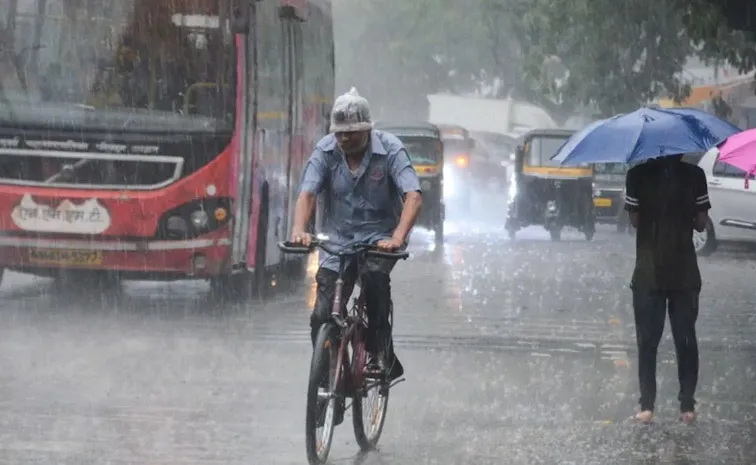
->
[0,0,236,132]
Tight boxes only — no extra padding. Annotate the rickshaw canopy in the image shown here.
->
[516,129,593,180]
[373,122,443,174]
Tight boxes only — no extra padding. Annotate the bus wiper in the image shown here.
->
[45,159,90,184]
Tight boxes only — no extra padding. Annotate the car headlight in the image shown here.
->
[190,209,209,228]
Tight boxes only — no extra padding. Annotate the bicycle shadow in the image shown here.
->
[347,450,393,465]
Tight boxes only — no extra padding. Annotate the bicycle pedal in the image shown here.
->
[389,377,406,388]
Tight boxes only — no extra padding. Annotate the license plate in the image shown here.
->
[593,198,612,207]
[29,249,103,266]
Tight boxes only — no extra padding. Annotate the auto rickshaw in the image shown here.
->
[374,122,445,243]
[592,162,631,233]
[505,129,596,241]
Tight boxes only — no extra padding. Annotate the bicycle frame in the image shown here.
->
[277,239,408,396]
[330,252,368,400]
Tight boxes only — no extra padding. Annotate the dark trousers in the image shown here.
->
[632,288,700,412]
[311,257,396,354]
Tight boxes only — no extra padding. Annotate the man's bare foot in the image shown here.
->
[635,410,653,424]
[680,411,696,424]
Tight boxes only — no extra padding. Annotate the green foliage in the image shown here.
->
[681,0,756,75]
[334,0,756,123]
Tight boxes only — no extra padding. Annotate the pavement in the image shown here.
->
[0,188,754,465]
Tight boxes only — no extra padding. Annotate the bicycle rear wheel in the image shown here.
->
[351,324,390,450]
[305,323,339,464]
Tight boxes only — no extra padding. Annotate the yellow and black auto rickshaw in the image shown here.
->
[374,122,445,243]
[505,129,596,241]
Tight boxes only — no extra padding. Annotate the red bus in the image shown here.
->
[0,0,334,295]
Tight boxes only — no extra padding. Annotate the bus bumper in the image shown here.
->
[0,231,232,280]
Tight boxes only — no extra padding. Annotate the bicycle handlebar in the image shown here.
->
[277,240,410,260]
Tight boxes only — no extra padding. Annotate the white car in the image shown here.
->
[687,149,756,255]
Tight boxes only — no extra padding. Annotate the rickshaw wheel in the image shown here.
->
[584,230,595,241]
[549,227,561,241]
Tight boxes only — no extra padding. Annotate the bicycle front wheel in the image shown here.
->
[351,325,390,450]
[305,323,339,464]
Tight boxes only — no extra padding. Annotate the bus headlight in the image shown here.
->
[156,197,233,240]
[190,209,209,228]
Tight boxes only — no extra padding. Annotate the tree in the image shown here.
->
[523,0,705,118]
[334,0,755,124]
[682,0,756,75]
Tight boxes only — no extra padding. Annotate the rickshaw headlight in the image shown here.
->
[420,180,431,191]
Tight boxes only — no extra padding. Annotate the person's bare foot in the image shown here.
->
[635,410,653,424]
[680,411,696,424]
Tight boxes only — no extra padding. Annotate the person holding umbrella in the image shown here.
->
[550,106,742,425]
[624,154,710,424]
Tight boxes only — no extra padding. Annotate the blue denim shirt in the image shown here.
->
[299,130,421,271]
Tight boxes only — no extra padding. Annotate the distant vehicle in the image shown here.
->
[466,137,508,190]
[506,129,596,241]
[687,149,756,255]
[592,163,631,232]
[373,122,445,243]
[436,124,474,209]
[469,130,517,162]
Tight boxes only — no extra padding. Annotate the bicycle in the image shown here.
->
[277,238,409,465]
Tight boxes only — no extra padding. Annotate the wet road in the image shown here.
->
[1,191,755,464]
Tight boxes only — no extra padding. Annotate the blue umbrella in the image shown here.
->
[552,107,741,166]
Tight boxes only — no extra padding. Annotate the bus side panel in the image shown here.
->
[284,21,304,245]
[248,0,290,269]
[229,32,254,269]
[301,2,335,237]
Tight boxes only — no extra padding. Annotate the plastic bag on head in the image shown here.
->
[330,87,372,133]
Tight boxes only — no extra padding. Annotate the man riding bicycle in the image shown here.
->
[290,88,422,417]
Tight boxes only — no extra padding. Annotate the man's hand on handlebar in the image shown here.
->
[290,230,313,247]
[375,236,404,251]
